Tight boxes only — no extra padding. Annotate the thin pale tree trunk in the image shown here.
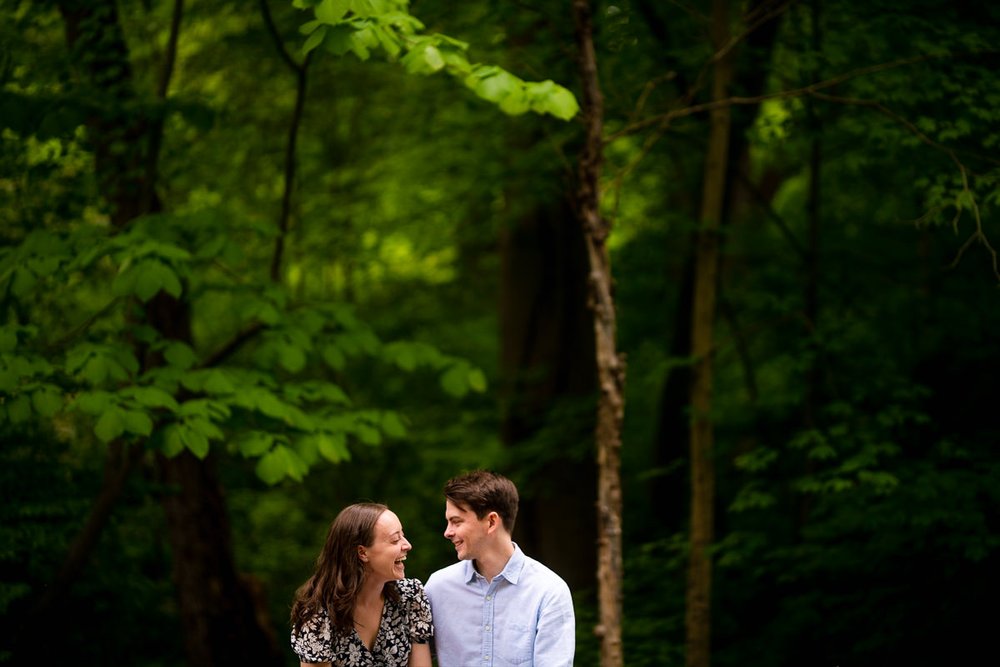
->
[572,2,624,666]
[686,1,733,666]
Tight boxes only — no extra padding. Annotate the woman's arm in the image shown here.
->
[408,642,432,667]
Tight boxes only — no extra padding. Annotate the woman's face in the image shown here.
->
[361,510,411,583]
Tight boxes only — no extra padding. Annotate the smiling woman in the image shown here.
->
[289,503,433,667]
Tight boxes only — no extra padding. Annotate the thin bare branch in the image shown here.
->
[259,0,303,74]
[809,91,999,281]
[158,0,184,99]
[609,52,970,143]
[199,322,265,369]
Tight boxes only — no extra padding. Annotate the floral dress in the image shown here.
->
[291,578,433,666]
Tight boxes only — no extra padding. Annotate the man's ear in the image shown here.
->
[486,511,500,533]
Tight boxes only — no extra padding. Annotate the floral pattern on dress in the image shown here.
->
[291,577,433,666]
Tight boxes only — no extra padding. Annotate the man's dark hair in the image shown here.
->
[444,470,519,534]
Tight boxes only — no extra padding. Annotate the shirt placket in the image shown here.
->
[481,577,499,666]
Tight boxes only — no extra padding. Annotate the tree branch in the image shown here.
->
[808,90,999,281]
[608,52,980,143]
[259,0,303,75]
[142,0,185,215]
[260,0,312,283]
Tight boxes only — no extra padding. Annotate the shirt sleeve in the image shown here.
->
[402,578,434,644]
[534,581,576,667]
[290,607,334,663]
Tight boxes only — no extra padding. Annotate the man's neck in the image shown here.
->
[474,540,515,583]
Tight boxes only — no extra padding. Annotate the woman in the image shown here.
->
[290,503,433,666]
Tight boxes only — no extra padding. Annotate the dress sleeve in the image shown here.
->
[401,578,434,644]
[291,607,335,663]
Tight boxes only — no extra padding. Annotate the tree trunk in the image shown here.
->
[499,195,598,593]
[572,1,625,665]
[685,1,733,667]
[54,3,282,664]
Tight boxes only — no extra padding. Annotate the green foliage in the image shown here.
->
[294,0,580,120]
[3,0,1000,665]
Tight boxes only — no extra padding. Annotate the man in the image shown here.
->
[424,470,575,667]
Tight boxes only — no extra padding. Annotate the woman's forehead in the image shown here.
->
[374,510,402,535]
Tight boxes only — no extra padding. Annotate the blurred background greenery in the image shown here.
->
[1,0,998,665]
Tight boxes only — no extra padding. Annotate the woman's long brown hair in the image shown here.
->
[290,502,399,636]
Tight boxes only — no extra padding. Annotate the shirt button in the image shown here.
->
[485,595,492,601]
[485,625,491,632]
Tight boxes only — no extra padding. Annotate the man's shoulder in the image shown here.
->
[425,560,466,589]
[519,553,572,594]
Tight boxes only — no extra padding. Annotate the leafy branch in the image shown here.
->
[292,0,579,120]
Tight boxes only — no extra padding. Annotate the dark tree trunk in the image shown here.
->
[686,1,733,665]
[499,194,598,593]
[50,3,283,664]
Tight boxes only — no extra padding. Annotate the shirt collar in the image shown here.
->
[463,542,526,585]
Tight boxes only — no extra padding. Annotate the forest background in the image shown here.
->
[2,0,998,666]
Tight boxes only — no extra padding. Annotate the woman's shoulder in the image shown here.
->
[395,577,427,598]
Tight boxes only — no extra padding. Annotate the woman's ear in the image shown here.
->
[358,546,368,563]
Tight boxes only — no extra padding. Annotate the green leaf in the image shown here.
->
[0,328,17,352]
[11,267,37,298]
[164,342,197,369]
[202,369,236,394]
[6,395,32,424]
[467,368,487,392]
[321,344,346,370]
[256,448,287,485]
[440,363,470,398]
[95,407,126,443]
[316,431,350,462]
[282,445,310,481]
[322,24,356,56]
[181,425,210,459]
[542,85,579,121]
[374,25,402,58]
[81,356,109,385]
[162,424,185,457]
[135,260,183,302]
[122,409,153,436]
[0,366,17,393]
[124,385,180,411]
[380,411,407,438]
[278,344,307,373]
[355,423,382,445]
[237,431,273,458]
[316,0,350,23]
[31,386,63,417]
[299,19,322,35]
[302,24,328,55]
[471,70,519,104]
[422,45,444,71]
[186,416,224,442]
[74,391,113,416]
[255,391,292,420]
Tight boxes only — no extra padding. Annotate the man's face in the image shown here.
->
[443,499,489,561]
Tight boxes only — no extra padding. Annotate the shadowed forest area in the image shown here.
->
[1,0,998,665]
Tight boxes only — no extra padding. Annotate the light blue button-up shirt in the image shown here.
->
[425,544,575,667]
